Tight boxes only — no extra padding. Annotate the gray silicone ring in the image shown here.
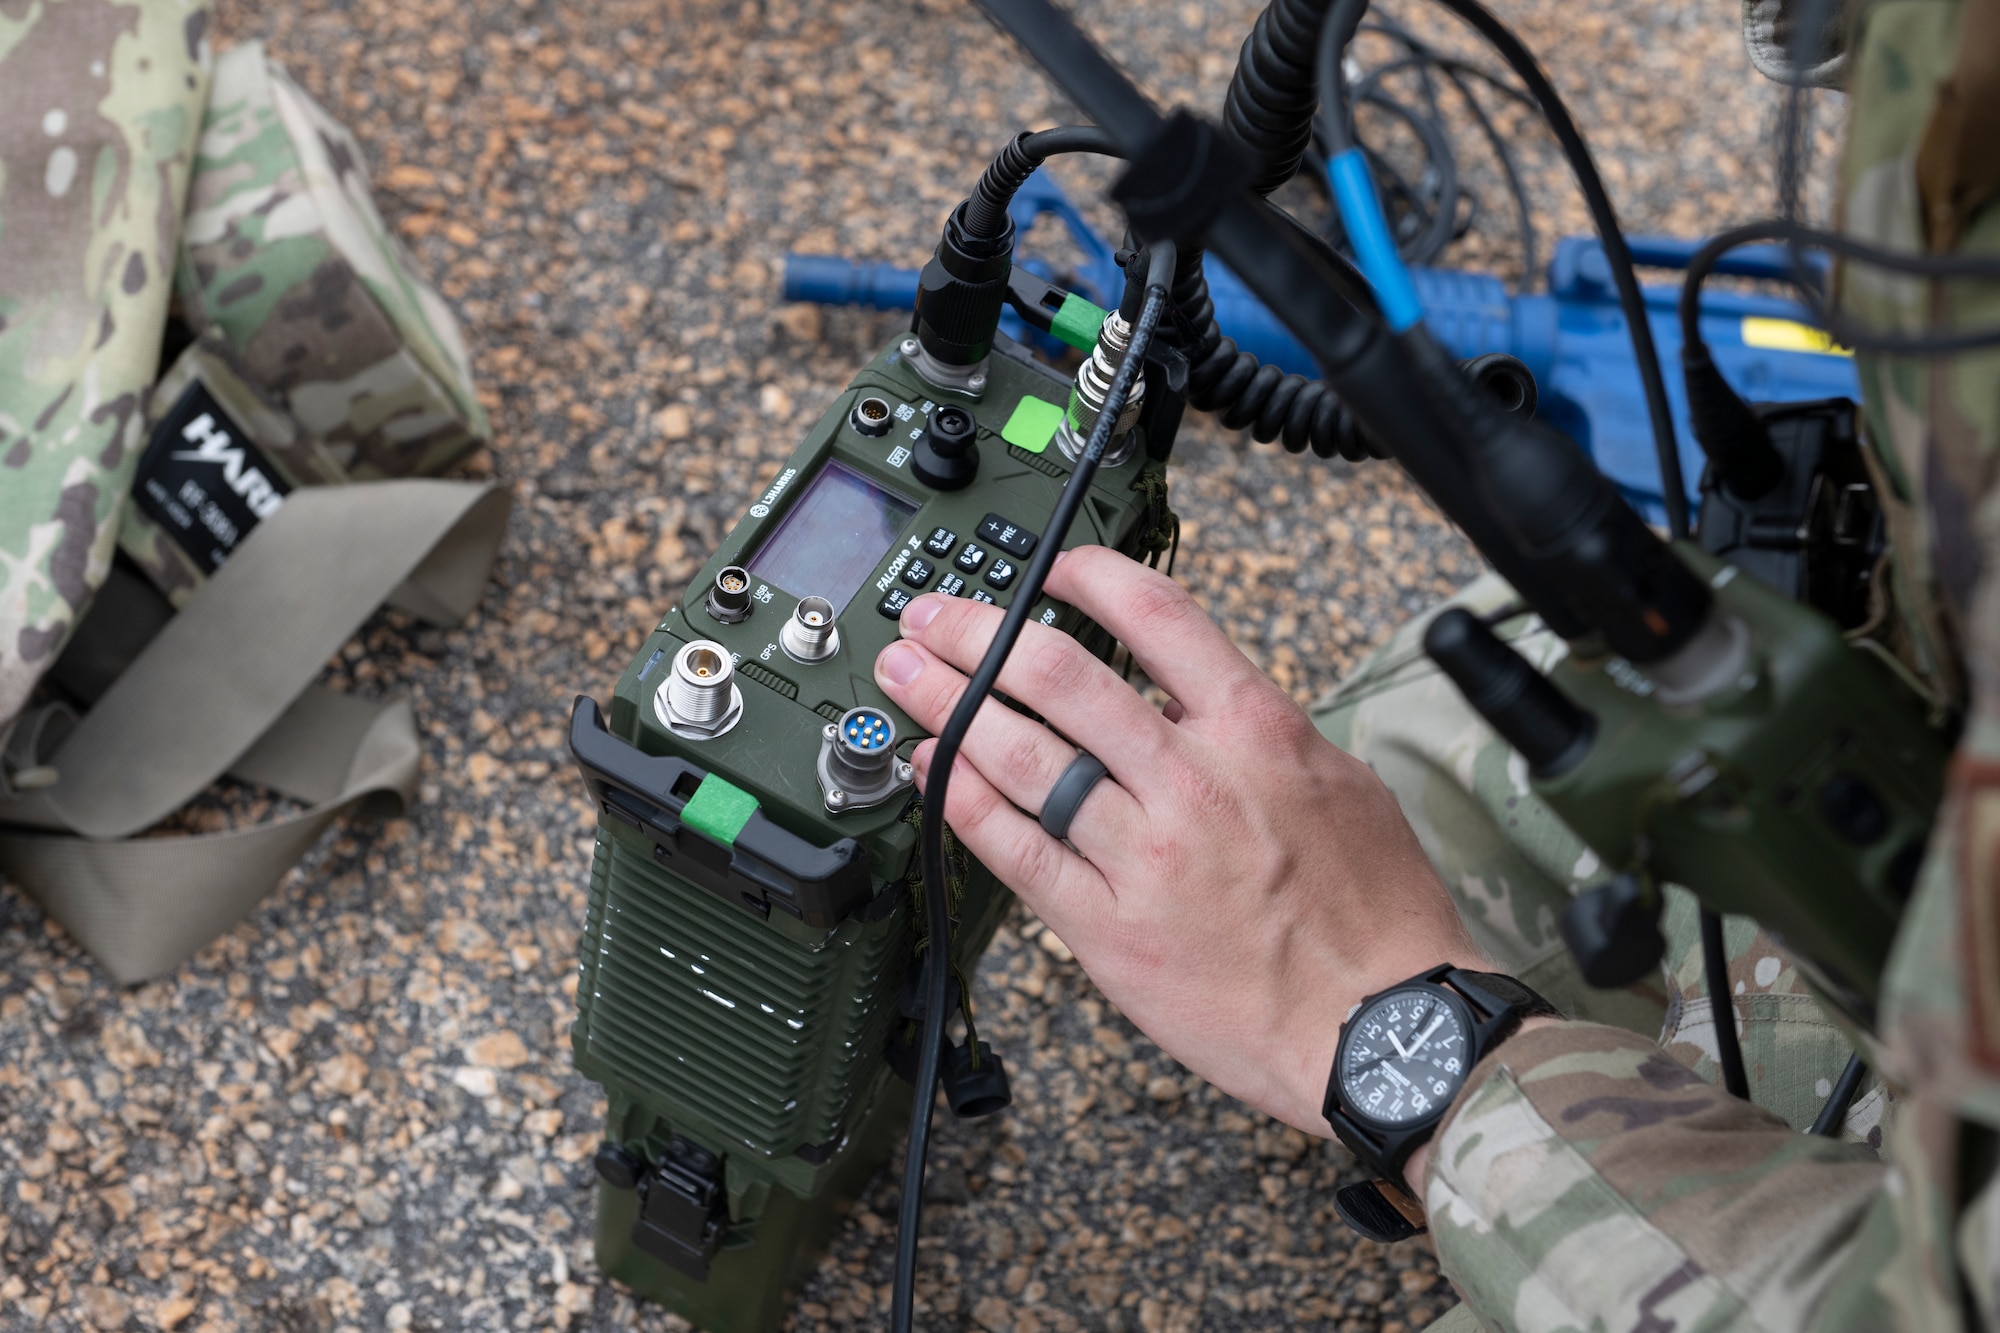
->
[1039,751,1110,841]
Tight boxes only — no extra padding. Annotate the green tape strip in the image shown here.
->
[1049,293,1107,350]
[1001,396,1066,455]
[680,775,760,846]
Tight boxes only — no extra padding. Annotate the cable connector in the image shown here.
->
[1681,340,1782,499]
[911,201,1015,395]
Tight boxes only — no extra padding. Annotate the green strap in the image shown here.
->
[0,480,510,982]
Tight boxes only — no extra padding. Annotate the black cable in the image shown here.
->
[963,125,1125,240]
[890,244,1175,1333]
[1699,907,1751,1100]
[1336,26,1535,272]
[1776,0,2000,354]
[1809,1052,1869,1137]
[1318,0,1690,540]
[1677,221,1797,356]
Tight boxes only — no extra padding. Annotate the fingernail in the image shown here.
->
[901,596,941,632]
[878,642,925,686]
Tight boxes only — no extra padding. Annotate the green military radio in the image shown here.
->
[565,322,1174,1330]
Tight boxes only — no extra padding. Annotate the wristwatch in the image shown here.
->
[1322,966,1560,1241]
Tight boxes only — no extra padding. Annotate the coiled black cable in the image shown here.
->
[1221,0,1336,193]
[1175,0,1399,462]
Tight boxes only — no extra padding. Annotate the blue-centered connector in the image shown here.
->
[842,709,894,752]
[1327,149,1423,333]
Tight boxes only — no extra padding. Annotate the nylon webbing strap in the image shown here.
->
[0,479,510,982]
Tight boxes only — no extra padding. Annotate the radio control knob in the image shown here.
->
[912,404,979,490]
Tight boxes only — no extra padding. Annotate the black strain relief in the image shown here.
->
[914,201,1015,368]
[965,132,1039,239]
[1424,608,1597,778]
[1681,342,1783,500]
[1117,247,1149,321]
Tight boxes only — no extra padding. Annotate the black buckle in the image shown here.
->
[1334,1180,1428,1243]
[630,1137,729,1280]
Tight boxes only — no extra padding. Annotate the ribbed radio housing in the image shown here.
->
[574,824,910,1163]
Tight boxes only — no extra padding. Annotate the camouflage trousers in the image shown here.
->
[1309,574,1889,1143]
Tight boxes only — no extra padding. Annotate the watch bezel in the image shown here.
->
[1333,981,1476,1133]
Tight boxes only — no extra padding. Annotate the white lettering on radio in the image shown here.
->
[747,466,799,519]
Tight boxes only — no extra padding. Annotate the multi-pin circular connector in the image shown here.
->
[817,706,915,813]
[654,639,744,739]
[779,595,840,664]
[704,565,752,624]
[850,396,894,438]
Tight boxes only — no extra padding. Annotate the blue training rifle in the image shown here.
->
[782,173,1859,528]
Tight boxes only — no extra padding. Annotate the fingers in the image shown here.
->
[1040,546,1278,721]
[876,638,1145,847]
[890,592,1177,783]
[909,739,1115,932]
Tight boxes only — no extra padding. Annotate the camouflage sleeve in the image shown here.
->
[1424,1021,1893,1331]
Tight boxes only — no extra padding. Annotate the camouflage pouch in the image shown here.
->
[118,40,490,600]
[0,0,215,734]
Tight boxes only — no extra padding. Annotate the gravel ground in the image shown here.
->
[1,0,1828,1329]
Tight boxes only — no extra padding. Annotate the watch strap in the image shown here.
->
[1450,969,1562,1023]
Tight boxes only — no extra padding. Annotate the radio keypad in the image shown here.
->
[976,513,1038,558]
[878,588,914,619]
[954,543,987,574]
[937,572,967,597]
[971,589,997,604]
[901,559,936,589]
[924,527,957,557]
[984,558,1018,591]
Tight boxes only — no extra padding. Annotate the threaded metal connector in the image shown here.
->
[1054,310,1146,468]
[779,595,840,664]
[654,640,745,739]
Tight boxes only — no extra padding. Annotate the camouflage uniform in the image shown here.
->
[0,0,213,730]
[1312,0,2000,1324]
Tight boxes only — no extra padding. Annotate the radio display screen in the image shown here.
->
[746,461,918,615]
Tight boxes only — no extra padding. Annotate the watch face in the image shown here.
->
[1340,986,1471,1127]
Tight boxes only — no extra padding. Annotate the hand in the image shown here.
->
[872,546,1488,1137]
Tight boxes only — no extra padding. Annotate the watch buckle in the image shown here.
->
[1333,1178,1429,1243]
